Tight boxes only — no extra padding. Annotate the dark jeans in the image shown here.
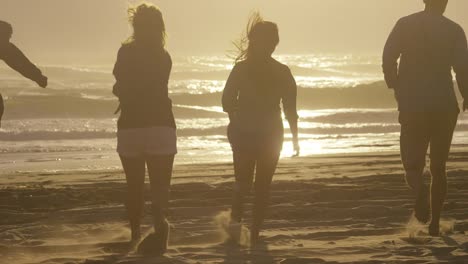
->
[399,111,458,189]
[120,155,175,227]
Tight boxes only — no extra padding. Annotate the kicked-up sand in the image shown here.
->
[1,152,468,264]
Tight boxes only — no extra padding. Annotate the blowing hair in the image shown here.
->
[127,3,166,48]
[0,21,13,40]
[232,12,279,63]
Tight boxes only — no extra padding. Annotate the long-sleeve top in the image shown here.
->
[0,42,44,83]
[383,11,468,112]
[222,58,298,133]
[113,43,175,130]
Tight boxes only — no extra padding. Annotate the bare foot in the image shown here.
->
[137,220,169,256]
[414,184,430,224]
[429,223,440,237]
[250,227,260,246]
[227,220,242,242]
[131,225,141,244]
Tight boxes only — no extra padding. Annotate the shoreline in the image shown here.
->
[3,148,468,187]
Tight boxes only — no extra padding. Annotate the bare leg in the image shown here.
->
[405,167,429,225]
[429,162,447,236]
[231,152,256,223]
[120,155,146,243]
[399,113,431,223]
[428,112,457,236]
[400,127,429,194]
[146,155,175,252]
[251,151,280,244]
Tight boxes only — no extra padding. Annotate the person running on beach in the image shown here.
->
[113,4,176,255]
[383,0,468,236]
[0,20,48,126]
[222,12,300,245]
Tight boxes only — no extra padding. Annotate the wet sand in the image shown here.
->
[1,152,468,264]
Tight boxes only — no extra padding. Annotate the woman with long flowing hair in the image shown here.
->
[112,3,176,255]
[222,12,300,245]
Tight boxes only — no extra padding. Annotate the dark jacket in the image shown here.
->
[222,58,298,134]
[113,43,175,130]
[383,11,468,112]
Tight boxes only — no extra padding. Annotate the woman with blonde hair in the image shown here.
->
[222,13,300,244]
[113,3,176,254]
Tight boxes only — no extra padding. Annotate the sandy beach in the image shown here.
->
[2,0,468,263]
[1,151,467,264]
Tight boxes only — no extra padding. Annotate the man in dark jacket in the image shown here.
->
[0,20,48,126]
[383,0,468,236]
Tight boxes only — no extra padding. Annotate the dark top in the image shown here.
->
[222,58,298,134]
[0,42,44,83]
[113,43,175,130]
[383,11,468,112]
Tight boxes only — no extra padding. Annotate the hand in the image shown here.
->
[292,137,300,157]
[36,75,48,88]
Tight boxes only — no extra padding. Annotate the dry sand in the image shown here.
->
[1,152,468,264]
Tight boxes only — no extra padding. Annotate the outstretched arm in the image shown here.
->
[2,43,47,88]
[283,68,300,156]
[453,27,468,111]
[383,20,403,89]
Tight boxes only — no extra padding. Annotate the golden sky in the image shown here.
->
[1,0,468,64]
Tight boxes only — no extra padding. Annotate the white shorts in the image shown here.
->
[117,126,177,157]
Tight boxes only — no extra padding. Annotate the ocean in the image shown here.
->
[0,54,467,175]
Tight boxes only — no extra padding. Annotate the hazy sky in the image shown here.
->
[1,0,468,65]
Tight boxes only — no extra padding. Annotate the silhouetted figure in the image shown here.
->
[223,13,300,245]
[112,4,176,255]
[0,21,48,126]
[383,0,468,236]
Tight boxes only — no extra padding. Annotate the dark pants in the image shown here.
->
[120,155,175,229]
[399,111,458,190]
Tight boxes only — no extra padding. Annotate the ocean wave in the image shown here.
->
[1,54,384,91]
[0,123,435,141]
[300,110,398,124]
[0,130,116,141]
[0,77,464,121]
